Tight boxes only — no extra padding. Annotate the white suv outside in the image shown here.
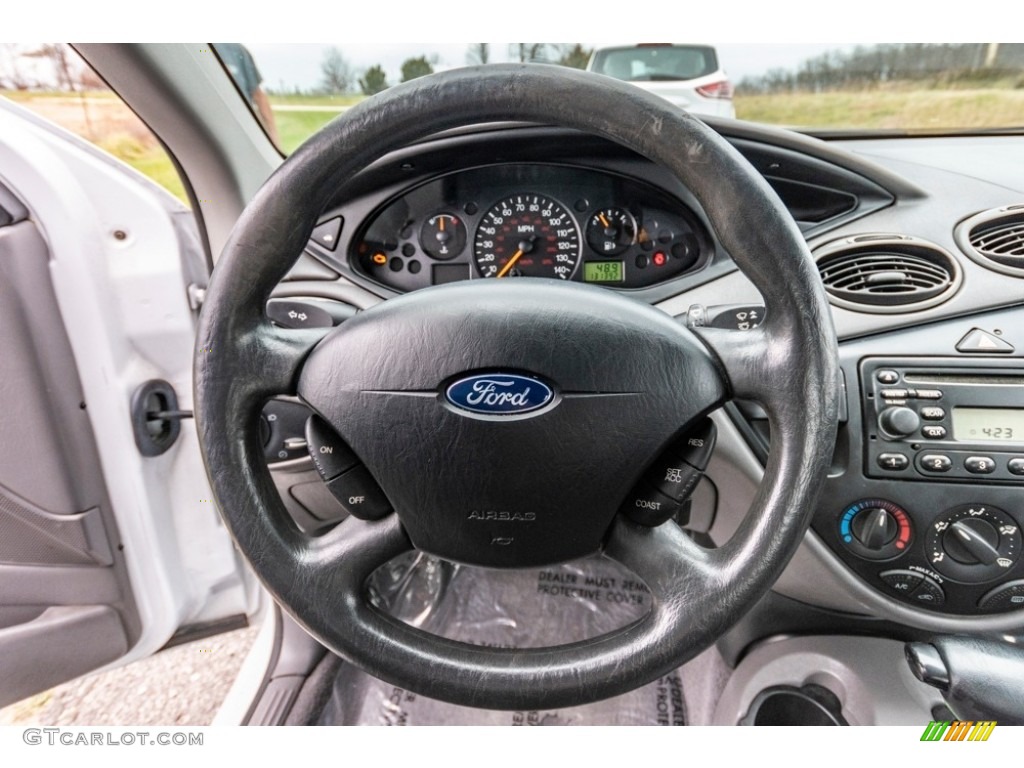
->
[587,44,736,118]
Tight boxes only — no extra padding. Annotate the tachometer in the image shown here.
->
[473,194,580,279]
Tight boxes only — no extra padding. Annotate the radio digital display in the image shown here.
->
[952,407,1024,442]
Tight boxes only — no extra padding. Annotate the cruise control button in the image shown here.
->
[324,465,392,520]
[876,370,900,385]
[305,416,360,480]
[965,456,996,475]
[920,407,946,421]
[646,459,701,502]
[667,418,717,471]
[1008,458,1024,476]
[978,580,1024,611]
[911,578,946,607]
[914,389,943,400]
[880,569,923,595]
[877,453,909,471]
[921,425,947,439]
[920,454,952,473]
[621,481,681,527]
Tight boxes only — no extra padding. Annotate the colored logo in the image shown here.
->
[920,720,996,741]
[445,373,553,416]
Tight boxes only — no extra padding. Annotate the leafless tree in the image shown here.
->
[466,44,490,66]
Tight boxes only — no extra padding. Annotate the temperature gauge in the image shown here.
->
[419,213,466,261]
[585,208,636,256]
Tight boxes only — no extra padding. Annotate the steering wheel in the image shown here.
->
[194,65,839,711]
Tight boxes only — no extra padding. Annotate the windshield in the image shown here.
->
[208,43,1024,153]
[4,42,1023,169]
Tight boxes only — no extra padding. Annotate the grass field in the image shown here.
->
[274,109,341,154]
[734,87,1024,131]
[4,86,1023,206]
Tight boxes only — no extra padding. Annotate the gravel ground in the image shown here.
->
[0,626,258,726]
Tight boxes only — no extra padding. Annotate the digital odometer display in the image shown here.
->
[952,407,1024,442]
[584,261,624,283]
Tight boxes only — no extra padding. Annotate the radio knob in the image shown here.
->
[878,406,921,438]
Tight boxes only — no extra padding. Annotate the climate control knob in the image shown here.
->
[926,504,1022,583]
[851,507,898,549]
[944,518,1001,565]
[878,406,921,438]
[840,500,913,560]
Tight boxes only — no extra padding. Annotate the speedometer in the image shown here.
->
[473,194,580,279]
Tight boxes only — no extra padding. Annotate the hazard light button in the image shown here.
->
[955,328,1014,353]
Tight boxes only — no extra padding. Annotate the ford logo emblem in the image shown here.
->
[444,373,554,416]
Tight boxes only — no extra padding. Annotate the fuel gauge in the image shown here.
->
[420,213,466,261]
[586,208,637,256]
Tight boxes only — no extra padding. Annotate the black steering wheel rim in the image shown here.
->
[194,64,839,710]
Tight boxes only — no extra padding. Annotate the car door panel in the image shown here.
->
[0,98,256,707]
[0,208,138,706]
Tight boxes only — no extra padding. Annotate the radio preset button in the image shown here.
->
[1009,458,1024,476]
[876,370,900,385]
[965,456,997,475]
[914,389,943,400]
[921,425,947,439]
[877,453,909,471]
[920,407,946,421]
[880,388,909,400]
[920,454,953,473]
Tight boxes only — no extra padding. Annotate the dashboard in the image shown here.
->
[266,117,1024,634]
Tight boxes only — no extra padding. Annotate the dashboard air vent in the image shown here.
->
[956,205,1024,277]
[814,235,961,314]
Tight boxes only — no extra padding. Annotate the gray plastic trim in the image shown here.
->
[0,564,122,606]
[0,222,107,511]
[0,500,112,567]
[712,635,942,725]
[0,605,127,708]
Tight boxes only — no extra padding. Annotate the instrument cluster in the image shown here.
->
[351,164,711,292]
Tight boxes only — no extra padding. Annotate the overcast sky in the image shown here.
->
[248,43,856,91]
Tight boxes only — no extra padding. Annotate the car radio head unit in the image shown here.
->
[862,358,1024,483]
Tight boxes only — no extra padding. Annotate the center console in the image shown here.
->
[805,320,1024,617]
